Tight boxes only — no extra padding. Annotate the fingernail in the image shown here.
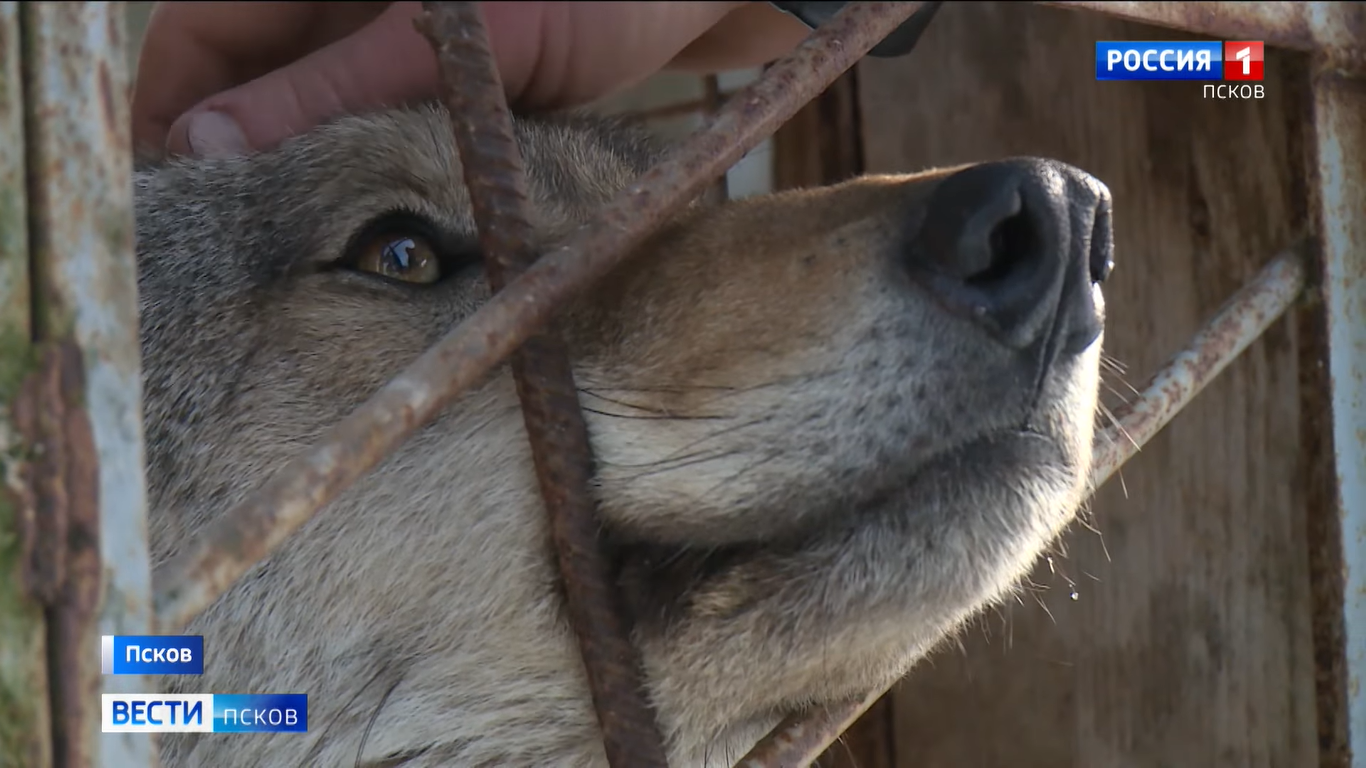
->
[185,111,248,158]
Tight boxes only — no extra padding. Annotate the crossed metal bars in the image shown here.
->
[1,1,1361,767]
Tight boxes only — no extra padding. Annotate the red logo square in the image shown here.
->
[1224,41,1264,81]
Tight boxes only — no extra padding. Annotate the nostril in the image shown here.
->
[1089,198,1115,284]
[965,208,1041,290]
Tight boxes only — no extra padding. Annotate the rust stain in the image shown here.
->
[98,62,115,137]
[12,341,100,768]
[737,696,876,768]
[13,347,65,606]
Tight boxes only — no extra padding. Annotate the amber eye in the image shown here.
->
[351,232,442,284]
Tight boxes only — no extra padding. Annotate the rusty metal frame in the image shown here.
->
[2,2,157,767]
[1,1,1359,767]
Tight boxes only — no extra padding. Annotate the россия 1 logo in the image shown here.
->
[1095,41,1264,81]
[1094,40,1264,99]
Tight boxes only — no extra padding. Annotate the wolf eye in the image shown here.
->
[351,232,441,284]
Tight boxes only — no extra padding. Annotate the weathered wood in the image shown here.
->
[854,3,1317,765]
[772,69,864,191]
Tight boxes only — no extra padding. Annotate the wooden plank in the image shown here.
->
[772,69,863,191]
[854,3,1319,766]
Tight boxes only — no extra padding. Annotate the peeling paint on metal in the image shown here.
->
[22,2,158,766]
[1308,34,1366,766]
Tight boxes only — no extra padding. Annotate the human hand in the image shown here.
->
[131,1,811,158]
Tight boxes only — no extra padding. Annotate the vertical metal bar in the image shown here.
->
[0,3,54,766]
[1306,3,1366,757]
[415,3,670,765]
[21,2,157,766]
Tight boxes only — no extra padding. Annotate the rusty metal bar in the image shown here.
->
[154,0,924,634]
[736,246,1310,767]
[702,74,730,205]
[1089,248,1308,487]
[20,3,158,767]
[0,3,54,766]
[1306,26,1366,761]
[413,3,668,766]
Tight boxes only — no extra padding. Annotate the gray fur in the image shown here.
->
[137,104,1104,766]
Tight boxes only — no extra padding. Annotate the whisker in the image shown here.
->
[578,388,674,415]
[615,449,748,482]
[698,448,785,498]
[1100,379,1137,406]
[298,662,393,768]
[630,414,777,468]
[355,677,403,768]
[579,406,731,421]
[1099,407,1140,453]
[1095,402,1123,434]
[1100,353,1129,375]
[581,383,741,394]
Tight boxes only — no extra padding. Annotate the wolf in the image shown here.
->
[136,104,1113,766]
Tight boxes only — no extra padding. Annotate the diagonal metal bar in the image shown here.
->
[153,0,923,631]
[735,246,1310,767]
[1089,247,1308,487]
[413,3,668,766]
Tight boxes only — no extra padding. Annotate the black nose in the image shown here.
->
[904,158,1113,355]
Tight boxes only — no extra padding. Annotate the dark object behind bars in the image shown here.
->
[770,1,943,57]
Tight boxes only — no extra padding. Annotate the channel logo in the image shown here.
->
[1095,41,1264,81]
[1223,41,1264,81]
[102,694,308,733]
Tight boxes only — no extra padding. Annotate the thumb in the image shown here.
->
[166,2,439,157]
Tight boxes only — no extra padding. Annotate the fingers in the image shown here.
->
[162,2,443,157]
[131,2,389,155]
[136,1,803,160]
[669,2,812,72]
[487,1,743,110]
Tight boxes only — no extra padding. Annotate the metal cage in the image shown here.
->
[0,2,1359,767]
